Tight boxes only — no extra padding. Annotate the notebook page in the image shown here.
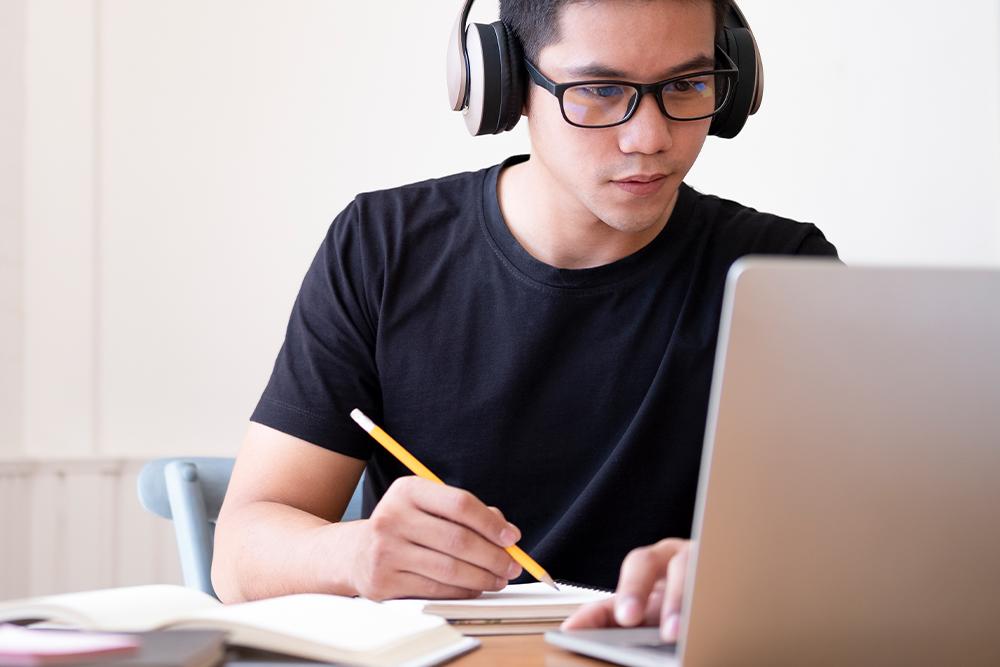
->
[383,582,613,620]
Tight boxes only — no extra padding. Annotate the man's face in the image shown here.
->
[526,0,717,234]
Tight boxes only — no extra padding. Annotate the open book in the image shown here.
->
[0,585,478,667]
[383,582,614,635]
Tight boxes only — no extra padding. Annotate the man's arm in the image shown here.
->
[211,422,523,603]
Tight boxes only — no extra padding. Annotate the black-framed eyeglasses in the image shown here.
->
[524,45,739,129]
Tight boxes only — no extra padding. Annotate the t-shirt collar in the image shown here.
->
[480,154,695,291]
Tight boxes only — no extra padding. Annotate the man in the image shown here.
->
[212,0,837,630]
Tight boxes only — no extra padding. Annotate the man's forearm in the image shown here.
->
[211,500,363,603]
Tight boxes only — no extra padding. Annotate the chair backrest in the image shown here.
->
[137,456,364,597]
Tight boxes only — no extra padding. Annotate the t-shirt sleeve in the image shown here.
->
[795,227,840,258]
[250,199,380,460]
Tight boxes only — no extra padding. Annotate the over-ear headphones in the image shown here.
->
[446,0,763,139]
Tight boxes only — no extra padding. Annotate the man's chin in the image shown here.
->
[628,181,681,216]
[592,195,678,234]
[592,211,670,235]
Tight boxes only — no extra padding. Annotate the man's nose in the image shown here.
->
[616,92,673,155]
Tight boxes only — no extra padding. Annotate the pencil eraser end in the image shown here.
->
[350,409,375,433]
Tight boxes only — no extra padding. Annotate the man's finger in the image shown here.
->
[660,543,690,642]
[614,539,686,626]
[644,581,665,626]
[561,599,617,630]
[405,477,521,548]
[401,510,520,581]
[388,571,481,601]
[403,543,509,593]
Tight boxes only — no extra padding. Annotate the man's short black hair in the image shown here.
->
[500,0,730,64]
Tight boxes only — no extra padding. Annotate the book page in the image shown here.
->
[164,594,446,654]
[0,585,219,631]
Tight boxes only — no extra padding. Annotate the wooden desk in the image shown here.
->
[453,634,607,666]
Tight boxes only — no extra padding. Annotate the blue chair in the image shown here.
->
[137,456,364,598]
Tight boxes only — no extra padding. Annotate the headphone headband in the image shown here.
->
[446,0,474,112]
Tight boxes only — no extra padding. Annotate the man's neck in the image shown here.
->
[496,157,674,270]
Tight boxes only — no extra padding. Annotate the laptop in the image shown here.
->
[546,259,1000,666]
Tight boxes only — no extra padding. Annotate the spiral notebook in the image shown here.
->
[382,582,613,636]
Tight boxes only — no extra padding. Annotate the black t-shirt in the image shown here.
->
[251,154,838,589]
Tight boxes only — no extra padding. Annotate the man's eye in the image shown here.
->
[666,79,709,94]
[579,85,625,99]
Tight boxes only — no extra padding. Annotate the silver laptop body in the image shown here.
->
[547,259,1000,666]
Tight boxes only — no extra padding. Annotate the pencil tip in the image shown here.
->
[542,574,559,591]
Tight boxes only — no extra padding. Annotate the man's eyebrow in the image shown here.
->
[563,53,717,80]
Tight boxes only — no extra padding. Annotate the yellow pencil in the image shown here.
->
[350,408,558,591]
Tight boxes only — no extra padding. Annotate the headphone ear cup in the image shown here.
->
[710,26,759,139]
[495,21,524,132]
[464,22,504,135]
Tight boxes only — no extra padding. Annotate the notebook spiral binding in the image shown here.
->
[554,580,615,594]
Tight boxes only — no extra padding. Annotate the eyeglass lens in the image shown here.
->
[561,73,731,127]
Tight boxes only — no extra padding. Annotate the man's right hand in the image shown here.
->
[344,476,524,600]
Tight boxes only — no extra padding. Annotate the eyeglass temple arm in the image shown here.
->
[523,59,559,94]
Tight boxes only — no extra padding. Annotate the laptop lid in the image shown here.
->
[679,259,1000,666]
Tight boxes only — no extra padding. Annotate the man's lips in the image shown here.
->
[612,174,668,196]
[614,174,667,184]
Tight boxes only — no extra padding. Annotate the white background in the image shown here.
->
[1,0,998,461]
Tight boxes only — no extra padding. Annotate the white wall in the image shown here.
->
[0,0,26,457]
[23,0,99,458]
[692,1,1000,266]
[6,0,1000,464]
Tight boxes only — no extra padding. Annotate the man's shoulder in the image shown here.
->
[689,186,811,233]
[350,164,489,218]
[320,163,498,268]
[685,185,836,257]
